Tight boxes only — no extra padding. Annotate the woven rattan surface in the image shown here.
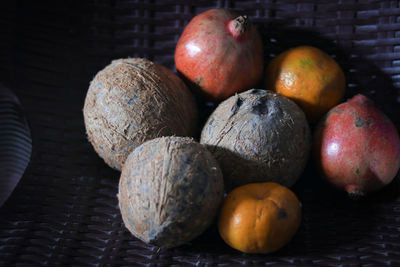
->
[1,0,400,266]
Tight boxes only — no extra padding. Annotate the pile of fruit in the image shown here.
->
[83,9,400,254]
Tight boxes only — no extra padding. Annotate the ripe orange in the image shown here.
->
[218,182,301,254]
[265,46,345,122]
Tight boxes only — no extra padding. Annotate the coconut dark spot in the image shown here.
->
[267,100,283,118]
[249,88,264,95]
[251,96,269,115]
[278,208,288,219]
[236,96,243,108]
[207,118,214,127]
[230,96,244,115]
[355,168,360,175]
[251,96,283,118]
[184,157,193,165]
[178,183,190,194]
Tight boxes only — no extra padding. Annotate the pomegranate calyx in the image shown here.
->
[229,15,249,39]
[350,94,374,106]
[345,184,365,199]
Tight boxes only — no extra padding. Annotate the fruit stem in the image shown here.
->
[345,184,365,200]
[228,15,249,39]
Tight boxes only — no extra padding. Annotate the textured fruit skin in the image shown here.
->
[218,182,301,254]
[118,136,224,248]
[175,9,263,100]
[265,46,345,122]
[314,94,400,196]
[83,58,197,171]
[200,89,310,192]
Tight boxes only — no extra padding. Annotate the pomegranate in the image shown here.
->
[174,9,263,100]
[314,94,400,196]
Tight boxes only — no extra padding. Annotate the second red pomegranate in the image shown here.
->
[313,94,400,196]
[175,9,263,100]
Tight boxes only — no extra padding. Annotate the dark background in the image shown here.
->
[0,0,400,265]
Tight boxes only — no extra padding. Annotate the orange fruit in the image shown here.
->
[265,46,345,122]
[218,182,301,254]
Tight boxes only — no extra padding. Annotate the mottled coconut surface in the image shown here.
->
[118,136,224,248]
[201,89,311,191]
[83,58,198,170]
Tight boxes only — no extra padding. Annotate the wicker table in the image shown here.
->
[1,1,400,265]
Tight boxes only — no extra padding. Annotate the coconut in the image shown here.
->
[200,89,310,191]
[83,58,197,170]
[118,136,224,248]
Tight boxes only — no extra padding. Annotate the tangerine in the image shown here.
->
[218,182,301,254]
[265,46,345,122]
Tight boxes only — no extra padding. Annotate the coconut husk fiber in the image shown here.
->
[118,136,223,248]
[201,89,310,191]
[83,58,198,171]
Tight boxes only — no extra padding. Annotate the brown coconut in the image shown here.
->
[200,89,310,191]
[118,136,224,248]
[83,58,197,170]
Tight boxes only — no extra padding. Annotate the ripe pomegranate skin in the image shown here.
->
[313,94,400,196]
[174,9,263,100]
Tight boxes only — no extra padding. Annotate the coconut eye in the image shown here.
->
[200,89,310,191]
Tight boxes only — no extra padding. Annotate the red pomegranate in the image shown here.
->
[313,94,400,196]
[174,9,263,100]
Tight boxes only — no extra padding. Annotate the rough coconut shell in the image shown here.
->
[118,136,224,248]
[200,89,310,191]
[83,58,198,170]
